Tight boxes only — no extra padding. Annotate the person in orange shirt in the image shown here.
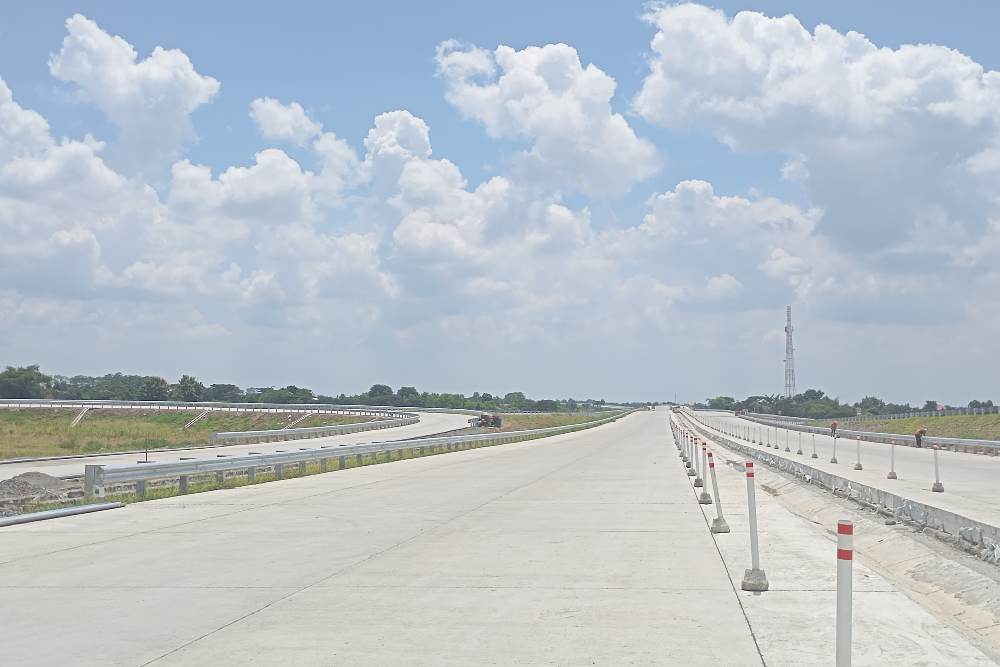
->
[915,427,927,448]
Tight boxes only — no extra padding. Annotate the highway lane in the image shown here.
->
[0,410,764,666]
[0,411,471,482]
[690,411,1000,529]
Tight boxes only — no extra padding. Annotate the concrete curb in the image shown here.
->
[684,417,1000,565]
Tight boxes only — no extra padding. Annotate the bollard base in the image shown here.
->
[796,449,803,455]
[711,517,730,533]
[698,491,712,504]
[811,452,818,459]
[887,471,897,480]
[741,568,769,592]
[687,468,696,477]
[693,477,704,487]
[932,482,944,492]
[830,457,838,464]
[854,463,863,470]
[784,446,791,452]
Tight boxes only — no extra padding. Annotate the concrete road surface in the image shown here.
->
[0,410,470,482]
[694,411,1000,528]
[0,410,766,666]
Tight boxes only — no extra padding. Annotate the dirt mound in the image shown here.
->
[0,472,72,502]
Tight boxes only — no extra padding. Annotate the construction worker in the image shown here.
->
[915,427,927,448]
[830,421,838,438]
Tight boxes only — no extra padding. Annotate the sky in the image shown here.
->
[1,2,999,405]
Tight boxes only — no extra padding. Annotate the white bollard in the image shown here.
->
[836,520,853,667]
[740,461,769,592]
[932,444,944,492]
[707,451,728,532]
[854,438,863,470]
[811,433,818,459]
[831,435,839,464]
[796,431,803,456]
[698,444,712,504]
[887,442,897,479]
[687,434,696,476]
[681,431,689,462]
[693,439,705,488]
[784,429,791,452]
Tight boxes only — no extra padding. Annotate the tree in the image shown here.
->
[174,375,205,402]
[366,384,394,403]
[203,383,243,402]
[395,386,419,404]
[707,396,736,410]
[922,400,939,412]
[855,396,885,414]
[0,365,52,398]
[535,399,558,412]
[140,376,170,401]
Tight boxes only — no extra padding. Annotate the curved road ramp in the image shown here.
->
[1,409,997,665]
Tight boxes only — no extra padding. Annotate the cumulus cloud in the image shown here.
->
[436,40,660,195]
[634,3,1000,260]
[250,97,322,145]
[49,14,219,179]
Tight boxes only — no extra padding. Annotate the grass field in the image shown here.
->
[0,409,373,460]
[497,412,611,432]
[851,414,1000,441]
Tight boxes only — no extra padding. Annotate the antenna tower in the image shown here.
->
[783,305,796,398]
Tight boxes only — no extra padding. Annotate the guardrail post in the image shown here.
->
[216,471,225,485]
[320,458,329,472]
[356,453,364,467]
[84,465,103,499]
[932,445,944,492]
[275,463,284,479]
[179,475,189,494]
[339,455,346,469]
[247,465,256,483]
[741,461,768,592]
[136,479,147,499]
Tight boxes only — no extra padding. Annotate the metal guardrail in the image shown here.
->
[840,406,1000,422]
[84,411,636,498]
[209,414,419,445]
[0,398,416,417]
[737,413,1000,455]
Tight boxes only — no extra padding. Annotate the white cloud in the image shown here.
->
[49,14,219,178]
[436,40,659,195]
[634,3,1000,259]
[250,97,323,145]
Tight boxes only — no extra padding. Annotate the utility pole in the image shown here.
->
[784,305,796,398]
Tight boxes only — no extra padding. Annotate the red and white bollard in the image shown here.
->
[932,444,944,492]
[740,461,768,591]
[836,520,853,667]
[707,451,728,532]
[698,444,712,504]
[854,438,863,471]
[693,439,705,488]
[831,435,839,464]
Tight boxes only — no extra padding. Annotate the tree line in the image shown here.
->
[0,365,608,413]
[701,389,995,419]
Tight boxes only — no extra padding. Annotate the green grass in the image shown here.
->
[497,413,609,432]
[0,409,374,460]
[850,414,1000,441]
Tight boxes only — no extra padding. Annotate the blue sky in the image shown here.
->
[2,2,999,404]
